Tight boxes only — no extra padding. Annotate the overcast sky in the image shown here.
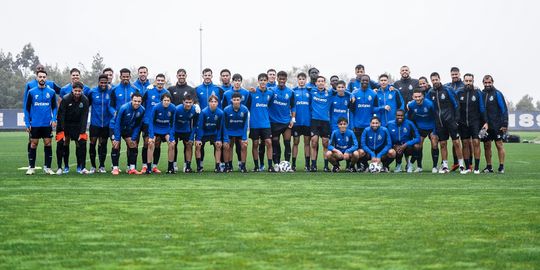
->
[2,0,539,103]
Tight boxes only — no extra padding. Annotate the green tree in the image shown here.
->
[14,43,40,78]
[515,94,536,111]
[81,53,105,87]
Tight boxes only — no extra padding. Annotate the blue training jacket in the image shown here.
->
[142,88,171,124]
[329,92,352,131]
[269,86,295,124]
[223,104,249,142]
[87,86,113,128]
[361,126,392,158]
[24,86,58,128]
[293,87,311,127]
[222,88,250,107]
[109,83,140,127]
[113,102,145,141]
[247,88,274,129]
[196,107,224,141]
[351,87,378,129]
[174,105,199,140]
[387,119,420,146]
[60,83,91,98]
[310,88,331,122]
[148,103,176,141]
[133,79,151,96]
[376,87,404,127]
[196,82,222,109]
[406,99,436,131]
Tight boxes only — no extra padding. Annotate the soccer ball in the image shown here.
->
[279,161,292,172]
[369,162,382,173]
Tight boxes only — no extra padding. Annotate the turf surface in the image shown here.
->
[0,131,539,269]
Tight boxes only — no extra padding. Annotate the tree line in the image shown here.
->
[0,43,538,111]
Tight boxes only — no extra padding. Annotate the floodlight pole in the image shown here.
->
[199,23,203,83]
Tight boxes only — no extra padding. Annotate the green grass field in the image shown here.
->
[1,131,539,269]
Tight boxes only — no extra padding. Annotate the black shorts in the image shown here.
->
[353,128,366,147]
[483,128,505,142]
[250,128,271,140]
[436,121,459,141]
[141,124,149,138]
[201,135,218,145]
[175,132,192,142]
[64,125,80,139]
[418,128,436,138]
[363,145,387,160]
[310,119,330,138]
[271,123,290,137]
[459,122,481,140]
[153,133,168,142]
[90,125,109,139]
[293,125,311,137]
[30,126,53,139]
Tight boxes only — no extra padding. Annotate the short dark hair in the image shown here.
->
[430,72,440,79]
[297,72,307,79]
[371,115,380,122]
[258,73,268,81]
[277,71,287,78]
[330,75,339,81]
[379,74,388,80]
[70,68,81,75]
[396,109,405,115]
[463,73,474,79]
[98,74,108,81]
[132,92,142,99]
[161,93,172,101]
[72,82,84,89]
[450,67,460,72]
[232,73,243,81]
[102,67,113,73]
[156,73,166,79]
[355,64,365,70]
[183,94,193,101]
[337,80,346,86]
[267,68,276,74]
[412,87,425,94]
[308,67,319,74]
[177,68,186,74]
[208,94,219,102]
[120,68,131,75]
[419,76,428,82]
[361,74,371,81]
[202,68,212,74]
[220,69,231,75]
[337,117,348,124]
[316,75,326,81]
[138,66,148,72]
[231,92,242,99]
[37,70,47,76]
[483,75,494,82]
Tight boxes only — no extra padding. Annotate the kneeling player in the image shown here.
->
[174,94,199,173]
[387,109,420,173]
[111,92,145,175]
[223,92,249,172]
[195,95,224,173]
[325,118,359,172]
[358,116,396,172]
[146,93,176,174]
[57,82,90,174]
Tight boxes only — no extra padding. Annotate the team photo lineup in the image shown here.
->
[23,64,508,175]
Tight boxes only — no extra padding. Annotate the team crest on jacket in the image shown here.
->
[106,94,110,99]
[46,93,50,98]
[305,93,309,98]
[471,95,476,101]
[136,112,141,117]
[388,94,393,99]
[408,85,413,90]
[35,94,39,99]
[490,95,494,101]
[345,137,349,142]
[167,112,172,117]
[119,93,123,97]
[152,95,156,100]
[460,96,464,101]
[240,112,244,118]
[441,93,446,100]
[214,115,218,121]
[414,108,418,113]
[79,103,83,108]
[378,134,382,140]
[368,95,372,101]
[285,93,289,99]
[424,107,428,113]
[403,127,408,132]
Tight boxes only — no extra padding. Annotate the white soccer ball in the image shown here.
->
[273,163,281,172]
[369,162,382,173]
[279,161,292,172]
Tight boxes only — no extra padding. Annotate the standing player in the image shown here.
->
[222,73,250,107]
[428,72,466,174]
[445,67,465,171]
[329,75,340,95]
[56,82,90,174]
[387,109,420,173]
[418,76,431,92]
[407,88,439,173]
[195,95,225,173]
[174,94,199,173]
[456,74,488,174]
[306,67,319,90]
[111,92,145,175]
[220,69,233,93]
[269,71,296,165]
[266,69,277,89]
[170,68,199,106]
[350,75,378,171]
[359,116,396,172]
[102,67,116,88]
[329,80,352,132]
[196,68,223,110]
[24,70,58,175]
[347,64,380,92]
[375,74,404,127]
[87,74,112,174]
[325,117,359,172]
[133,66,151,96]
[146,93,176,174]
[393,65,419,104]
[291,72,312,172]
[59,68,91,97]
[481,75,508,173]
[223,92,249,172]
[309,76,332,172]
[247,73,275,172]
[141,74,170,173]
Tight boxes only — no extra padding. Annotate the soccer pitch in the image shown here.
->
[1,132,539,269]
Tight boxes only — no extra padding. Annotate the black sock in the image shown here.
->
[474,159,480,171]
[272,140,279,163]
[253,159,259,169]
[168,161,174,171]
[76,141,86,169]
[292,157,297,167]
[268,159,273,168]
[174,140,179,163]
[200,145,205,161]
[154,147,161,166]
[56,142,64,168]
[486,164,493,170]
[452,147,458,165]
[345,160,351,169]
[311,159,317,168]
[235,141,242,162]
[89,142,97,168]
[98,143,107,168]
[258,143,265,166]
[417,149,423,168]
[305,156,310,168]
[29,148,37,168]
[324,159,329,169]
[63,144,70,168]
[147,163,152,170]
[129,148,138,167]
[431,148,439,168]
[498,164,504,171]
[44,145,52,168]
[186,161,191,169]
[142,146,148,165]
[111,148,120,167]
[464,159,470,169]
[196,158,202,169]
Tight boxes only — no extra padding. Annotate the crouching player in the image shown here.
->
[174,94,199,173]
[146,93,176,174]
[359,116,396,172]
[387,109,420,173]
[111,92,145,175]
[195,95,225,173]
[223,92,249,172]
[325,118,359,172]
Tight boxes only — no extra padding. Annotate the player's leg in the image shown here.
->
[125,137,140,174]
[264,138,274,172]
[152,136,163,173]
[310,134,319,171]
[43,136,54,174]
[98,136,108,172]
[184,139,193,172]
[292,134,300,171]
[495,139,505,173]
[213,140,223,173]
[283,128,292,163]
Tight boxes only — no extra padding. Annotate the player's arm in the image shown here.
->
[114,106,124,142]
[131,109,144,141]
[496,91,509,128]
[242,108,249,141]
[348,131,359,153]
[396,91,404,110]
[24,92,33,129]
[79,98,90,134]
[148,107,156,140]
[447,88,460,121]
[328,131,336,152]
[406,121,421,146]
[51,93,58,128]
